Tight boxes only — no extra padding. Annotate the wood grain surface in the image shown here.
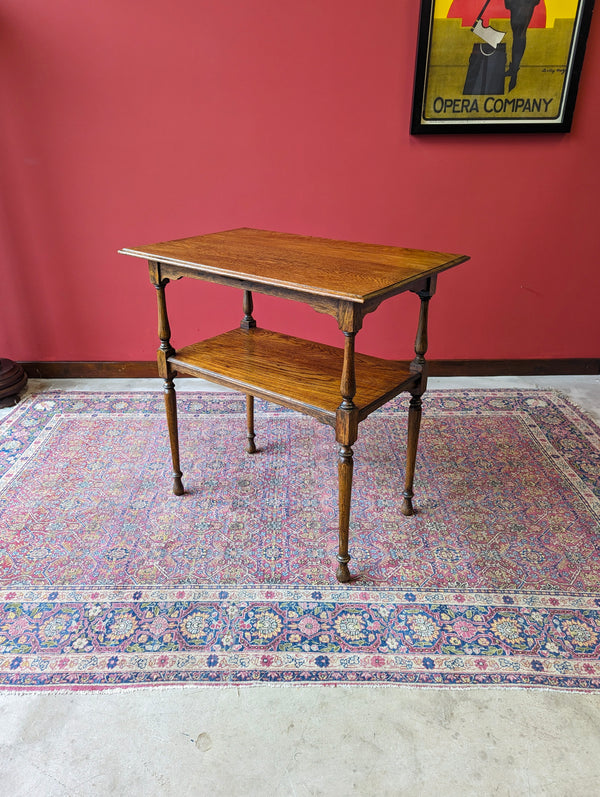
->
[120,228,468,303]
[168,328,418,422]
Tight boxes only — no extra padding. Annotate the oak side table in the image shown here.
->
[120,229,468,582]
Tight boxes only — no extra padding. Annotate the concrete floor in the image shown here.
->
[1,376,599,796]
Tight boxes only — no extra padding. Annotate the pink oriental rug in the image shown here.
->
[0,389,599,690]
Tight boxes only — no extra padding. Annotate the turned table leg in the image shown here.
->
[246,394,257,454]
[240,289,257,331]
[164,374,185,496]
[151,262,184,496]
[241,291,258,455]
[336,442,354,583]
[335,327,359,583]
[401,280,434,516]
[401,394,422,516]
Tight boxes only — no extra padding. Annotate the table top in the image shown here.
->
[120,228,469,304]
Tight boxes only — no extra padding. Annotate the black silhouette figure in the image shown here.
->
[505,0,541,90]
[463,0,507,95]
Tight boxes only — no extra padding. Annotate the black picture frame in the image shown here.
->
[411,0,595,134]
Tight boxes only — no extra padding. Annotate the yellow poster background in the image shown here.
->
[422,1,582,123]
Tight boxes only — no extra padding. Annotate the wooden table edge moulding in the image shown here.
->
[119,228,469,583]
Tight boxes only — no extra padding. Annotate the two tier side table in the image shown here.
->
[120,228,469,582]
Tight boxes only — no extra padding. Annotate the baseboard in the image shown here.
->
[21,359,600,379]
[22,362,159,379]
[429,359,600,376]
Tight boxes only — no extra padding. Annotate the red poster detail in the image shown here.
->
[447,0,547,28]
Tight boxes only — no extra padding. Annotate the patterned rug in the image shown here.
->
[1,389,599,690]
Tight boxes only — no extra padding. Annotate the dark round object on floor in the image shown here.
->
[0,358,27,407]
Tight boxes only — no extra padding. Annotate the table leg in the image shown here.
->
[401,281,434,516]
[241,292,258,454]
[151,264,185,496]
[400,394,422,516]
[246,394,257,454]
[336,443,353,583]
[335,327,359,583]
[240,290,257,330]
[164,375,185,496]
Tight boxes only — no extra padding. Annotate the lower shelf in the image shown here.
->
[168,327,419,423]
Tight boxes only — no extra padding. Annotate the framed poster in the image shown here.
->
[411,0,595,133]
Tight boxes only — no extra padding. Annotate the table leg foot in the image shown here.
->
[336,555,352,583]
[172,475,185,496]
[400,492,414,516]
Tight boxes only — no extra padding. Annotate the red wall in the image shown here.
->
[1,0,599,363]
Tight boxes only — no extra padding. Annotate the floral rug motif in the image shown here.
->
[0,389,599,690]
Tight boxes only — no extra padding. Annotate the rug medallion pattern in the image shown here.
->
[0,390,599,689]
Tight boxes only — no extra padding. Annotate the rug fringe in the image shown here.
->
[0,682,596,697]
